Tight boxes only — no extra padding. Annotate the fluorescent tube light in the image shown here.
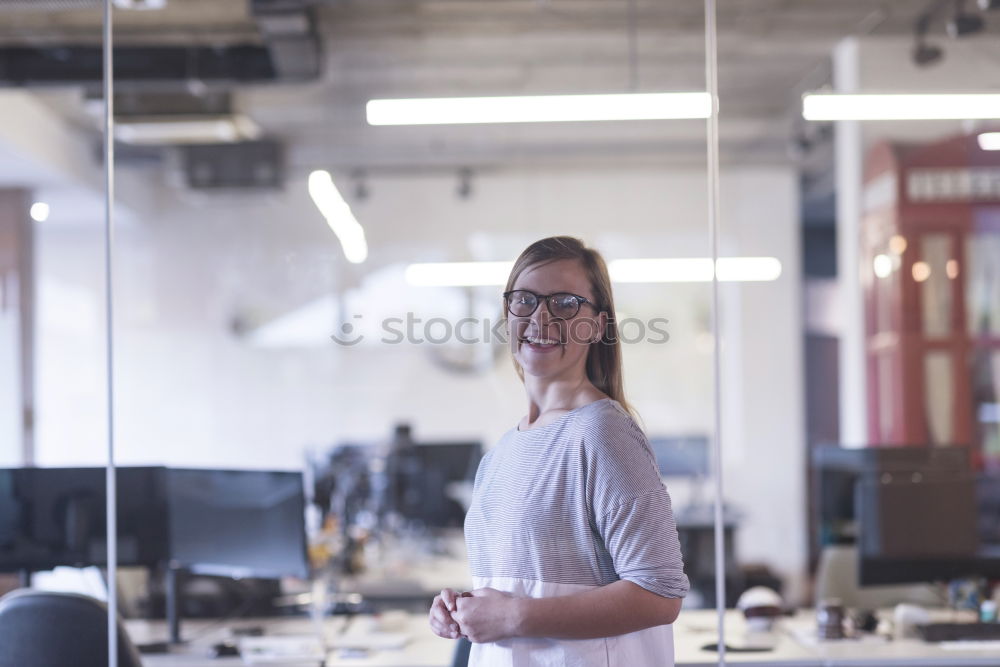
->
[308,170,368,264]
[611,257,782,283]
[114,115,261,145]
[405,262,514,287]
[113,0,167,9]
[978,132,1000,150]
[404,257,782,287]
[610,258,714,283]
[367,92,712,126]
[803,93,1000,121]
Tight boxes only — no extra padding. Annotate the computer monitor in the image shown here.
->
[811,444,971,549]
[0,467,167,573]
[976,473,1000,551]
[395,441,482,529]
[413,441,483,484]
[857,473,1000,585]
[648,435,709,478]
[165,468,309,580]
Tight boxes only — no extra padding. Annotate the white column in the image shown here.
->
[0,188,33,465]
[833,37,868,446]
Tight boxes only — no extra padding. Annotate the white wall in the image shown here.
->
[33,162,805,597]
[0,307,19,466]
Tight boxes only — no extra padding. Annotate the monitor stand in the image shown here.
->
[166,565,183,645]
[132,566,186,655]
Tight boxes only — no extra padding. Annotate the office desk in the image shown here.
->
[675,609,1000,666]
[129,609,1000,667]
[129,614,455,667]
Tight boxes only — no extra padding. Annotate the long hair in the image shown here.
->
[503,236,635,419]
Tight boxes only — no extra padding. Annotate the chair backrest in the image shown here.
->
[0,589,143,667]
[451,637,471,667]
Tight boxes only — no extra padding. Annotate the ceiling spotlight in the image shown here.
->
[29,202,49,222]
[350,169,369,201]
[947,0,985,36]
[913,42,945,66]
[456,168,473,200]
[913,11,945,67]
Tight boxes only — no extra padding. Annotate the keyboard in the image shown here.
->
[918,622,1000,642]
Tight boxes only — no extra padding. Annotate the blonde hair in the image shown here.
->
[503,236,635,419]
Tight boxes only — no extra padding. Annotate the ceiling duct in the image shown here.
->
[108,91,260,145]
[0,1,100,10]
[249,0,322,81]
[111,90,233,116]
[181,140,284,190]
[0,0,321,86]
[0,45,282,86]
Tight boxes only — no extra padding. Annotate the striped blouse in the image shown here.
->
[464,398,689,667]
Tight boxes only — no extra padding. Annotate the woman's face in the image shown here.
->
[506,259,607,383]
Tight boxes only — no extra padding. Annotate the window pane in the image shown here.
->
[919,233,953,338]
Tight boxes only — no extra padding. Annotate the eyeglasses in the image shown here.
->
[502,290,597,320]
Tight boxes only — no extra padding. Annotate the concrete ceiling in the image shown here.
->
[244,0,967,169]
[3,0,1000,173]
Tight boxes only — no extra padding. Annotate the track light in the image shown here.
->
[456,168,473,200]
[913,42,944,66]
[947,0,985,36]
[912,12,944,67]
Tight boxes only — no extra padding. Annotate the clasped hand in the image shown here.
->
[428,587,519,644]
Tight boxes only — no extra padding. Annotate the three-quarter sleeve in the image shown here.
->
[585,405,690,599]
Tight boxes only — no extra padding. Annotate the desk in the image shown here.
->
[128,609,1000,667]
[128,614,455,667]
[337,548,472,605]
[675,609,1000,666]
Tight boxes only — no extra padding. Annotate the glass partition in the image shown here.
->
[108,0,723,661]
[798,0,1000,656]
[13,1,1000,666]
[0,0,113,610]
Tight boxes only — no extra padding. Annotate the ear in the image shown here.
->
[594,311,609,342]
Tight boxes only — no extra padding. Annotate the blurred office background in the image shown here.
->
[0,0,998,628]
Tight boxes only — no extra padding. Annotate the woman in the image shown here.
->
[428,236,688,666]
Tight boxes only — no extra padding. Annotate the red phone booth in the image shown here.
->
[862,132,1000,471]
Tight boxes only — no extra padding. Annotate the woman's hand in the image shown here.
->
[428,588,464,639]
[452,588,521,643]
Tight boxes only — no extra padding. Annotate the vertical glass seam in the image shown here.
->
[102,0,118,665]
[703,0,727,662]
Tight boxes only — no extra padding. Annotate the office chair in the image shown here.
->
[0,589,144,667]
[451,637,471,667]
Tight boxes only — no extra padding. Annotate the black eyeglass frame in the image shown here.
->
[502,290,600,320]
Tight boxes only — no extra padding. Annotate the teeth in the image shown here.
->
[526,336,560,345]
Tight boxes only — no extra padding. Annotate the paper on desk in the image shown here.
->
[238,636,325,665]
[788,626,888,647]
[939,640,1000,651]
[327,632,411,650]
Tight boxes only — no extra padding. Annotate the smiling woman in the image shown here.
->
[427,237,689,667]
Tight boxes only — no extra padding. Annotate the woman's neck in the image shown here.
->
[521,375,607,426]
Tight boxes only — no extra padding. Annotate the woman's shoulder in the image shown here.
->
[576,399,647,450]
[578,401,661,493]
[577,397,639,428]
